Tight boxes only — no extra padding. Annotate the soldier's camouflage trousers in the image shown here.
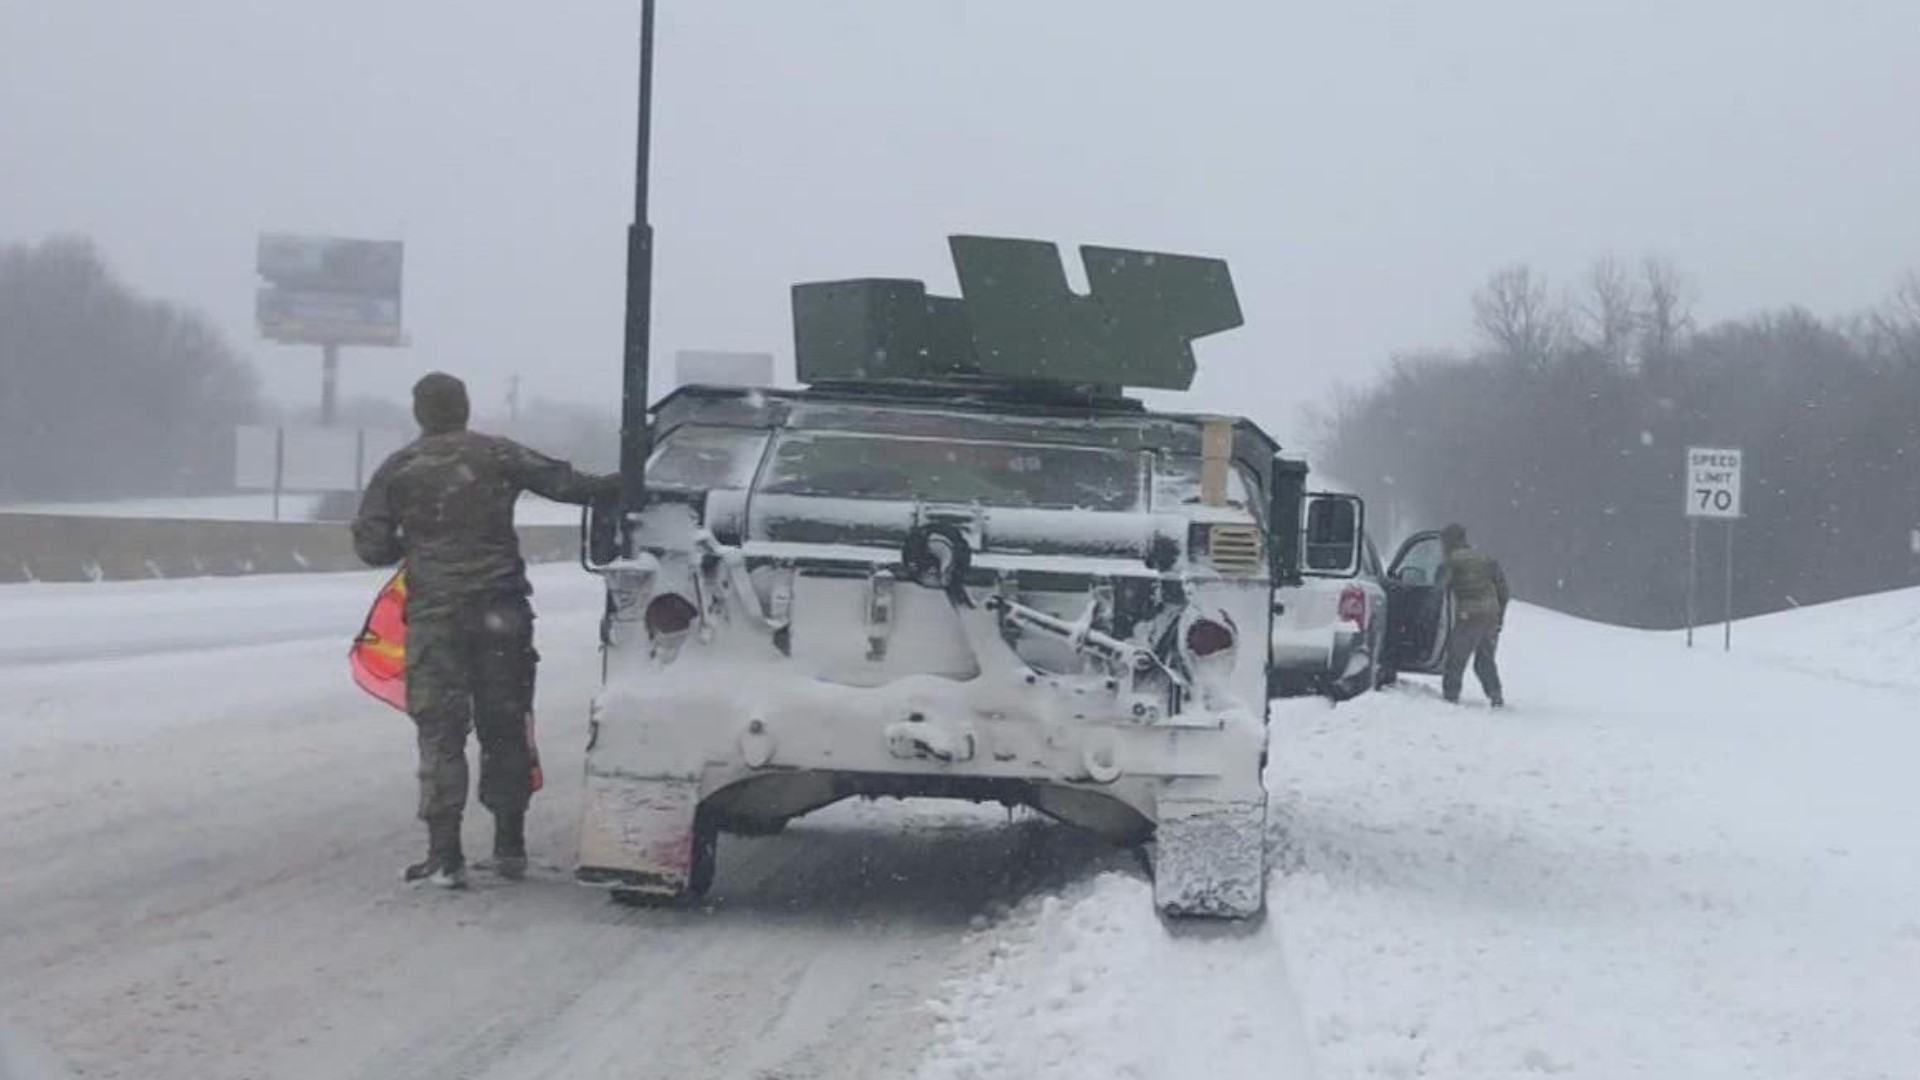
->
[405,596,539,823]
[1442,610,1504,705]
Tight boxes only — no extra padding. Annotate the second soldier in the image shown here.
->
[1439,523,1509,709]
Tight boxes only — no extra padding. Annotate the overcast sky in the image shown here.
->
[4,0,1917,440]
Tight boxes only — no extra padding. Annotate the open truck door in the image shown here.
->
[1383,529,1449,677]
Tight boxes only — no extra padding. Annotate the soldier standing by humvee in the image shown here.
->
[353,373,618,887]
[1439,523,1508,708]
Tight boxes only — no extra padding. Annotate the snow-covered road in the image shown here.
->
[3,569,1917,1078]
[0,568,1132,1080]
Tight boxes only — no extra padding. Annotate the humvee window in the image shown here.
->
[758,431,1141,511]
[646,425,769,491]
[1151,454,1257,515]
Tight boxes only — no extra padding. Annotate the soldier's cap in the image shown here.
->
[413,372,470,435]
[1441,523,1468,548]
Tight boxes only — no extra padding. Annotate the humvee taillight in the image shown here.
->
[1186,617,1237,658]
[645,594,699,637]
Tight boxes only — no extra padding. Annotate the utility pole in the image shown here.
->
[618,0,658,530]
[507,374,522,425]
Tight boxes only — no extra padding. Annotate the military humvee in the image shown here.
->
[574,235,1337,919]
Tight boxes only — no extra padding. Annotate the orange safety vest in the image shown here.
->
[349,568,543,793]
[350,569,409,710]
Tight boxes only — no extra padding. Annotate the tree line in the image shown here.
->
[0,236,263,502]
[1318,259,1920,628]
[1,235,621,511]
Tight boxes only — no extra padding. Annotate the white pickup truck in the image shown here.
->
[1269,494,1389,701]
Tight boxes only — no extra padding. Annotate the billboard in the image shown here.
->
[256,234,407,347]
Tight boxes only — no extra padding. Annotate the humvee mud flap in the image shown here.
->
[1152,795,1268,919]
[577,773,711,901]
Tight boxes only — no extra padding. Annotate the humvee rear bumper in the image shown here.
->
[575,669,1268,916]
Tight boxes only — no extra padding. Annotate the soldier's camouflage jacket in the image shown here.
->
[352,431,616,618]
[1443,546,1510,621]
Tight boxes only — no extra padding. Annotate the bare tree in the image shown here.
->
[1471,264,1566,364]
[1640,257,1696,363]
[1869,270,1920,366]
[1325,255,1920,630]
[1899,271,1920,319]
[1579,256,1642,362]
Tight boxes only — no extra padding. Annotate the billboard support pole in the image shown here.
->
[272,426,286,523]
[320,343,341,426]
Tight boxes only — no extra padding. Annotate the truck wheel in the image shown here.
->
[1325,664,1372,702]
[686,809,719,898]
[1132,842,1156,880]
[720,815,789,837]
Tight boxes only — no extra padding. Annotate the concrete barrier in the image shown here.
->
[0,514,580,584]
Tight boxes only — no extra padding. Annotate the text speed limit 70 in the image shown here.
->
[1685,446,1743,520]
[1695,487,1736,513]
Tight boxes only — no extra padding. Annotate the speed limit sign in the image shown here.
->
[1686,447,1743,519]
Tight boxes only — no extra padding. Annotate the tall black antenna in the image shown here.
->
[617,0,657,539]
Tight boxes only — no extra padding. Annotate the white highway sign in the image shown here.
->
[1686,446,1744,519]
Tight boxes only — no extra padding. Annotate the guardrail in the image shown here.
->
[0,514,578,584]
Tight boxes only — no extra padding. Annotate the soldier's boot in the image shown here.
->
[476,811,528,881]
[404,815,468,889]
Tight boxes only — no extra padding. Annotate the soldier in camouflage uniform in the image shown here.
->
[1439,523,1509,708]
[353,373,617,887]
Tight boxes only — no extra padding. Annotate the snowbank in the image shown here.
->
[916,599,1920,1079]
[1722,583,1920,692]
[1273,603,1920,1079]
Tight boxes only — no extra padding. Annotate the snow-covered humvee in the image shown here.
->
[576,236,1329,919]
